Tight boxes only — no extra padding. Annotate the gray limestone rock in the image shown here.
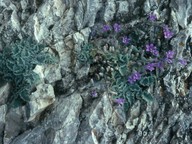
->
[27,83,55,122]
[104,0,116,22]
[170,0,192,29]
[10,92,82,144]
[0,104,7,143]
[117,1,129,14]
[0,83,11,106]
[0,104,6,124]
[4,107,26,144]
[44,65,62,83]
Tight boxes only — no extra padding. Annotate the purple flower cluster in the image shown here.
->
[122,36,131,44]
[128,72,142,84]
[103,23,121,33]
[145,60,165,72]
[103,24,111,32]
[165,50,175,63]
[148,12,157,21]
[166,50,175,59]
[163,25,173,39]
[114,98,125,105]
[145,43,159,56]
[145,43,156,52]
[91,90,98,97]
[113,23,121,32]
[145,63,156,71]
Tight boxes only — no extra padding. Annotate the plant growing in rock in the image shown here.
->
[77,12,188,110]
[0,38,58,107]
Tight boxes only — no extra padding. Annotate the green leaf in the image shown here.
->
[135,91,142,100]
[142,91,153,102]
[129,84,141,92]
[118,54,126,63]
[148,75,155,83]
[13,64,25,75]
[118,65,128,76]
[125,91,136,106]
[139,76,155,86]
[6,59,15,71]
[3,73,14,82]
[78,53,88,63]
[12,45,21,57]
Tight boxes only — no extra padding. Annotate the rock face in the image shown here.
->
[170,0,192,29]
[0,0,192,144]
[27,83,55,122]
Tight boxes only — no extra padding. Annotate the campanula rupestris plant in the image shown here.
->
[77,9,186,111]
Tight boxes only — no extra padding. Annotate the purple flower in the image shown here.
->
[164,50,175,64]
[163,25,173,39]
[122,36,131,44]
[179,58,187,66]
[166,50,175,59]
[148,12,157,21]
[103,24,111,32]
[128,72,142,84]
[132,72,142,80]
[114,98,125,105]
[113,23,121,32]
[91,90,98,97]
[164,31,174,39]
[145,43,156,52]
[151,49,159,56]
[145,43,159,56]
[145,63,156,71]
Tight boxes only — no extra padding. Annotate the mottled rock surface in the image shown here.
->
[0,0,192,144]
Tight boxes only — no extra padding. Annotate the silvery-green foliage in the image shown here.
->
[139,76,155,86]
[77,43,93,63]
[0,38,58,107]
[129,83,141,92]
